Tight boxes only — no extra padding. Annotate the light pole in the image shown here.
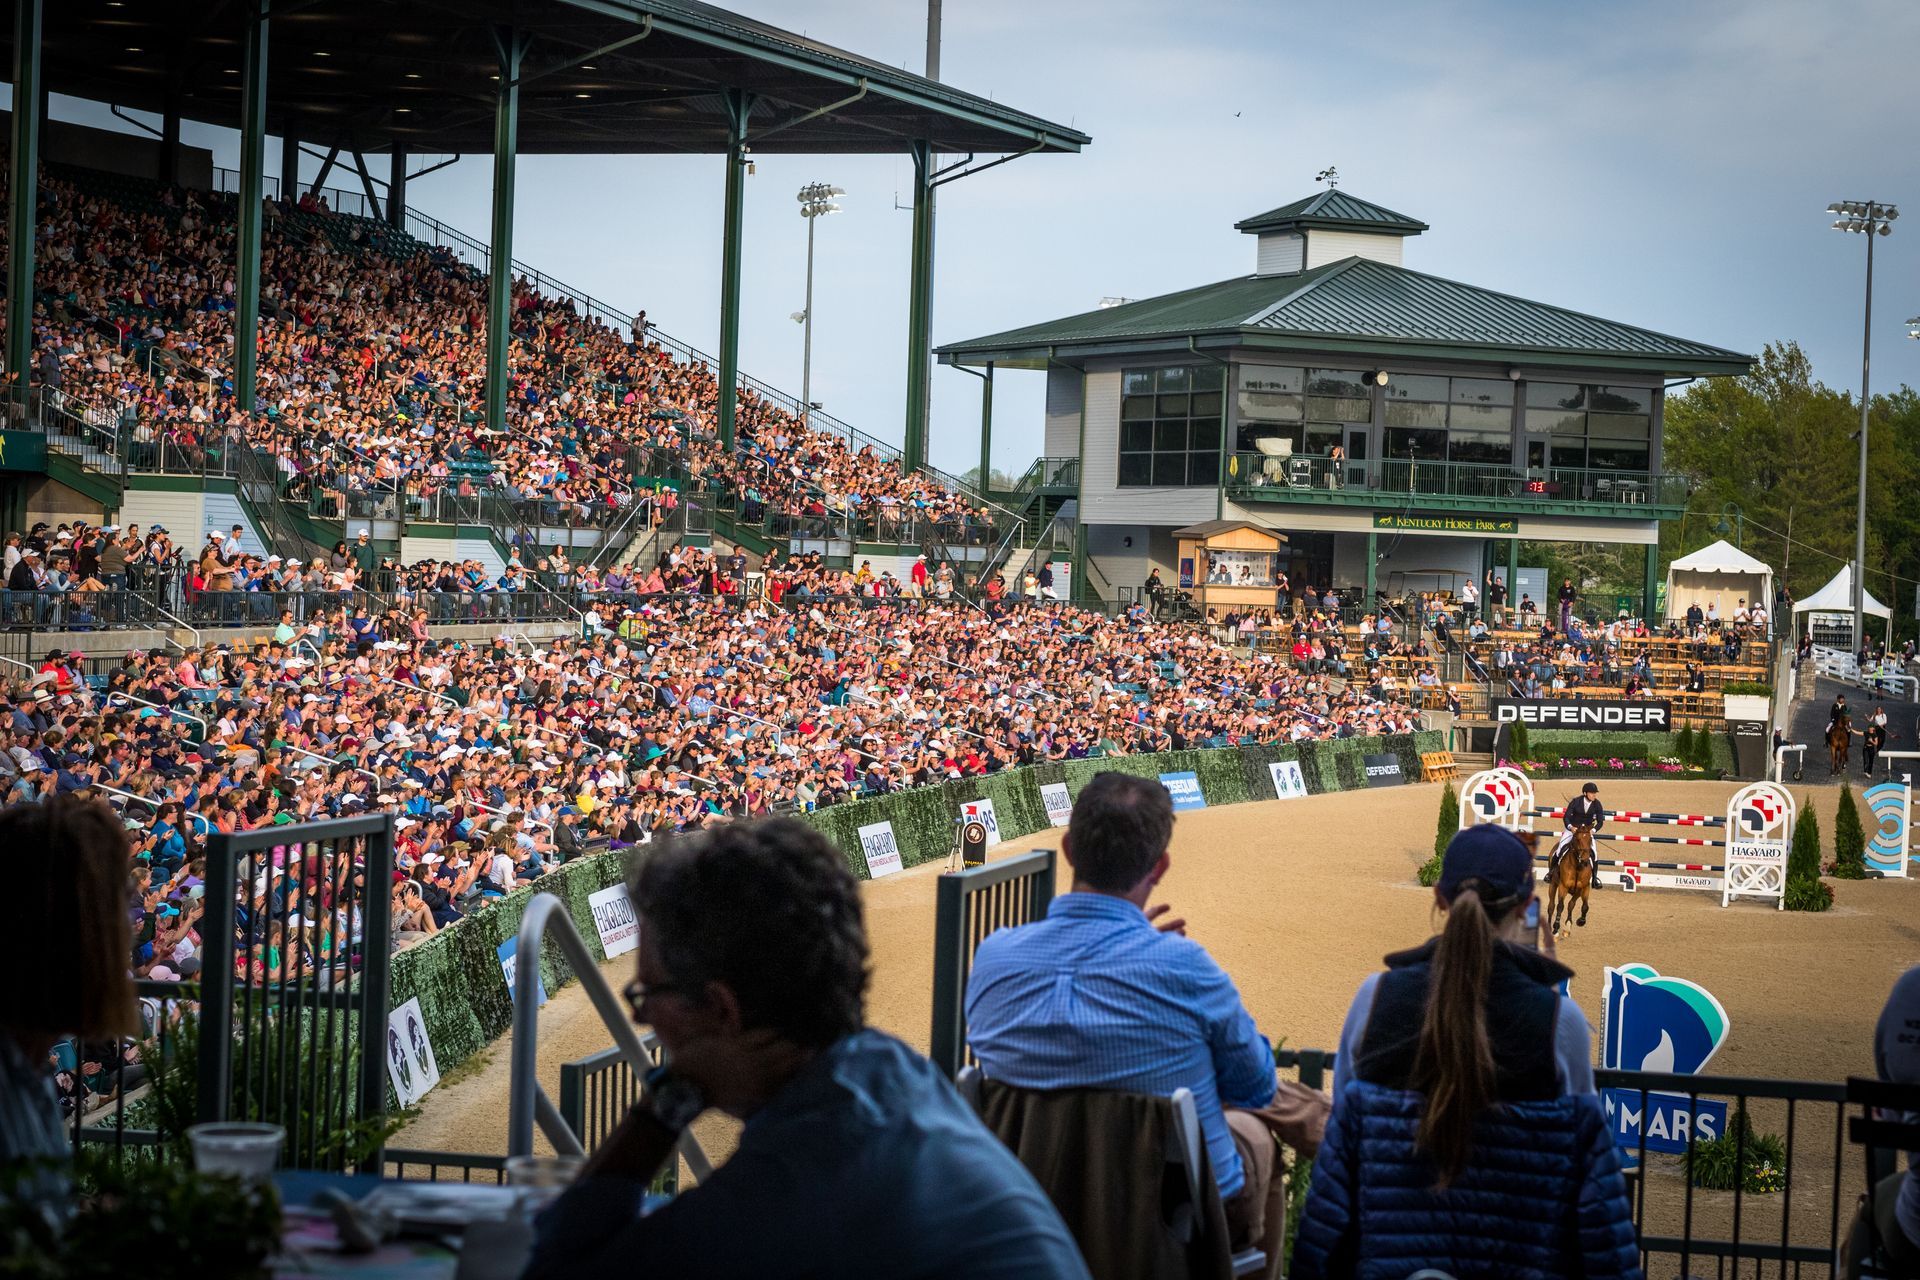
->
[793,182,843,424]
[1828,198,1897,656]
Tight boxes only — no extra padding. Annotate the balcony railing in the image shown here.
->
[1228,452,1688,510]
[1012,456,1081,495]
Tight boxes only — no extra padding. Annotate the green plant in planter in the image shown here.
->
[1688,727,1716,772]
[0,1150,281,1279]
[1784,805,1830,912]
[1509,723,1531,764]
[1832,786,1869,879]
[1689,1105,1788,1193]
[1421,783,1456,886]
[1674,724,1694,761]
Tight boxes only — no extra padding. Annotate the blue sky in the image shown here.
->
[61,0,1920,477]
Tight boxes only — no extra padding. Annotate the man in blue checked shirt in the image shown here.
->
[966,772,1326,1263]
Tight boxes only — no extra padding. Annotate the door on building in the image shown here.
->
[1345,426,1370,489]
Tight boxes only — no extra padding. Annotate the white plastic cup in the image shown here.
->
[187,1122,284,1182]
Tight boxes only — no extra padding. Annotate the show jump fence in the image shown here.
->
[1459,766,1796,906]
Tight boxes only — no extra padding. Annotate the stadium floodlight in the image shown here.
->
[796,182,846,422]
[1828,198,1898,652]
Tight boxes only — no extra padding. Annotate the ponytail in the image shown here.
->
[1413,886,1497,1187]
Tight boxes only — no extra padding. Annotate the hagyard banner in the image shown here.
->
[1040,782,1073,828]
[857,820,904,879]
[588,883,639,959]
[1492,698,1671,730]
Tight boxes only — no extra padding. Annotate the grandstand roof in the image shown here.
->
[1233,190,1428,237]
[28,0,1088,156]
[937,256,1751,376]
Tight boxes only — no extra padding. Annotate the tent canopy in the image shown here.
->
[1663,539,1774,621]
[1792,565,1890,619]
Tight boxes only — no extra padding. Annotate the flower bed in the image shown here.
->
[1511,755,1717,779]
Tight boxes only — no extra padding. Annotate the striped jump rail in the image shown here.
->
[1530,807,1725,828]
[1535,855,1720,872]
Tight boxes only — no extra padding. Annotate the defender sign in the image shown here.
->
[1362,753,1405,787]
[858,820,903,879]
[1493,698,1671,730]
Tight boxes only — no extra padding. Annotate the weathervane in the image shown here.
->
[1316,166,1339,188]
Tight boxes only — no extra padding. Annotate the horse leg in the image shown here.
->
[1577,884,1590,927]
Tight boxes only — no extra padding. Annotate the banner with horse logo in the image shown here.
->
[1459,767,1535,832]
[1722,782,1794,907]
[1864,780,1911,877]
[1600,963,1730,1162]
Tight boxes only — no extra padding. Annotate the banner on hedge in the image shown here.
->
[1492,697,1671,730]
[1362,753,1406,787]
[1041,782,1073,827]
[1268,761,1308,799]
[588,884,640,959]
[858,820,904,878]
[960,798,1002,848]
[498,937,549,1006]
[386,996,442,1107]
[1160,771,1207,811]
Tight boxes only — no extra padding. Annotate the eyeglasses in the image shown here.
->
[622,977,697,1015]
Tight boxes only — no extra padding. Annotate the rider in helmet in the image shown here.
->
[1552,782,1605,880]
[1828,692,1850,737]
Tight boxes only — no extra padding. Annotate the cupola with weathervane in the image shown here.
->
[1236,189,1428,275]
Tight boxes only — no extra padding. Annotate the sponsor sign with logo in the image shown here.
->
[858,820,904,878]
[1372,512,1518,535]
[497,937,548,1007]
[960,799,1002,848]
[1040,782,1073,828]
[1159,771,1207,812]
[1362,753,1405,787]
[1865,780,1911,876]
[1492,698,1671,730]
[1268,760,1308,799]
[385,996,442,1107]
[1723,781,1795,906]
[1459,767,1536,831]
[1600,964,1729,1162]
[588,883,639,959]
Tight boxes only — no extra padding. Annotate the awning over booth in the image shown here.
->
[1792,564,1890,619]
[1664,539,1774,620]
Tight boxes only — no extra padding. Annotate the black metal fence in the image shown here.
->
[928,849,1056,1078]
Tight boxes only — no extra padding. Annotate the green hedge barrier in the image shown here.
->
[389,731,1443,1086]
[1527,729,1734,773]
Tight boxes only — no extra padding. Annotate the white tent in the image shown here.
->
[1664,539,1774,622]
[1792,564,1890,619]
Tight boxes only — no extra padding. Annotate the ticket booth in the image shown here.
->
[1172,520,1288,618]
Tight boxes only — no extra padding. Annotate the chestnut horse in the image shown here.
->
[1828,718,1852,776]
[1547,823,1596,939]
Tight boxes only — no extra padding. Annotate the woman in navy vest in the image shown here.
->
[1294,825,1641,1279]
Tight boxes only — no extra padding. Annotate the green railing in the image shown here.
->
[1013,456,1081,494]
[1229,452,1689,510]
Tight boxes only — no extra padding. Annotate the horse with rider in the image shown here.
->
[1548,781,1603,936]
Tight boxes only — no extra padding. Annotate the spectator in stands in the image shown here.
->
[1844,964,1920,1278]
[524,818,1090,1280]
[1298,824,1631,1278]
[965,772,1326,1263]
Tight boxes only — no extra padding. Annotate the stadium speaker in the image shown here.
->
[961,819,989,868]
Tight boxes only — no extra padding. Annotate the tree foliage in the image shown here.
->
[1784,803,1831,912]
[1832,786,1868,879]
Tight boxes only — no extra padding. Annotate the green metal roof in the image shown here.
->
[937,256,1751,377]
[1234,190,1428,236]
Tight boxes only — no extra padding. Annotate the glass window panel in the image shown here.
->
[1447,430,1512,465]
[1304,424,1344,454]
[1306,395,1372,423]
[1189,419,1221,451]
[1120,420,1153,452]
[1385,427,1447,460]
[1239,423,1301,453]
[1588,442,1650,471]
[1153,420,1187,451]
[1121,396,1153,420]
[1158,366,1192,393]
[1382,374,1449,402]
[1236,390,1304,422]
[1190,390,1222,418]
[1157,394,1190,418]
[1152,452,1187,485]
[1588,412,1650,440]
[1448,403,1512,432]
[1383,400,1447,429]
[1525,381,1585,410]
[1122,370,1155,396]
[1548,441,1588,469]
[1236,364,1304,394]
[1451,377,1514,407]
[1589,385,1652,414]
[1188,451,1220,486]
[1526,408,1586,437]
[1307,369,1368,398]
[1191,364,1224,391]
[1118,453,1153,486]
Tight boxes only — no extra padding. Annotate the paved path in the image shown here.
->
[1784,673,1920,783]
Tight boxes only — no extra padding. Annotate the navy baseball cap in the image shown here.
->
[1438,825,1535,902]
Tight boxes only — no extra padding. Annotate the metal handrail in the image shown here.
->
[106,689,210,733]
[508,894,713,1180]
[375,672,458,707]
[90,782,213,833]
[467,796,554,834]
[280,742,381,784]
[153,605,201,651]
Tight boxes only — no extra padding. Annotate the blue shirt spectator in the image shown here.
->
[965,891,1275,1198]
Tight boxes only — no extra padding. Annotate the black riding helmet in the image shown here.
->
[1582,782,1599,795]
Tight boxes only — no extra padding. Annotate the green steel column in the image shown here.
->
[1507,537,1518,603]
[279,130,299,201]
[1365,531,1378,606]
[485,29,522,434]
[1073,519,1089,606]
[977,363,994,495]
[387,144,407,229]
[233,0,269,414]
[716,90,751,452]
[902,140,936,474]
[1644,541,1660,622]
[6,0,42,420]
